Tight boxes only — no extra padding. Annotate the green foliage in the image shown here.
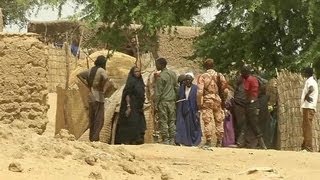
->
[78,0,213,50]
[0,0,69,26]
[93,0,212,31]
[1,0,38,26]
[194,0,320,78]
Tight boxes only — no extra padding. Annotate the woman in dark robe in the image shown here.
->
[115,66,146,145]
[175,72,202,146]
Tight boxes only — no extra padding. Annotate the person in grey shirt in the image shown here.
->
[77,55,111,141]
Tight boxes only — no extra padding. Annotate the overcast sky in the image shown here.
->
[5,1,218,32]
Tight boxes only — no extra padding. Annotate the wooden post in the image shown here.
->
[0,8,3,32]
[64,42,70,90]
[86,55,90,69]
[111,113,119,144]
[82,50,94,69]
[76,28,84,66]
[135,34,141,69]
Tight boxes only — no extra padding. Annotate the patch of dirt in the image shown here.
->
[1,127,319,180]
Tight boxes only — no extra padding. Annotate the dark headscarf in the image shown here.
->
[125,66,144,86]
[121,66,145,110]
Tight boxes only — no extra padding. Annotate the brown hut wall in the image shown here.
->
[0,33,48,134]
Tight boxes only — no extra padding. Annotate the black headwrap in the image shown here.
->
[121,66,145,110]
[127,66,143,80]
[88,55,107,88]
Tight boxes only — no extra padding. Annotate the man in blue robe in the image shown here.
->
[175,72,202,146]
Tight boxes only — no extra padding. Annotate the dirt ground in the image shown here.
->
[0,93,320,180]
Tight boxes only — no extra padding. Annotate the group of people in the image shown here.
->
[113,57,270,148]
[77,55,319,152]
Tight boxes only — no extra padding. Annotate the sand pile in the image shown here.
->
[0,123,164,179]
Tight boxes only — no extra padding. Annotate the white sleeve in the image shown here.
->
[307,80,312,89]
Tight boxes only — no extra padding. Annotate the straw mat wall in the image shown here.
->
[276,71,320,151]
[47,48,68,92]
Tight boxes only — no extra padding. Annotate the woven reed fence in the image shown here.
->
[47,48,67,92]
[47,43,81,93]
[276,70,320,151]
[56,78,117,142]
[55,84,89,139]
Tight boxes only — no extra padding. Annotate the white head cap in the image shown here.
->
[185,72,195,79]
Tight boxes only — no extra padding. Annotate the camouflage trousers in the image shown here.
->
[158,101,176,141]
[201,101,224,142]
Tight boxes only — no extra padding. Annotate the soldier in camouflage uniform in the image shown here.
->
[155,58,178,145]
[197,59,229,147]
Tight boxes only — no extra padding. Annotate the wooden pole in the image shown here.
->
[44,23,48,44]
[63,41,71,131]
[64,42,70,90]
[86,54,90,69]
[135,34,141,69]
[76,28,85,66]
[82,50,94,69]
[0,8,3,32]
[111,113,119,144]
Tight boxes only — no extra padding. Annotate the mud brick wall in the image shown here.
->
[157,26,200,66]
[276,71,320,151]
[0,33,49,134]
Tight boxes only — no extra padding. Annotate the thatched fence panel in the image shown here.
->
[276,71,320,151]
[47,46,78,92]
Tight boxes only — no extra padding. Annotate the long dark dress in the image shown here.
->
[115,68,146,144]
[175,84,202,146]
[222,101,235,147]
